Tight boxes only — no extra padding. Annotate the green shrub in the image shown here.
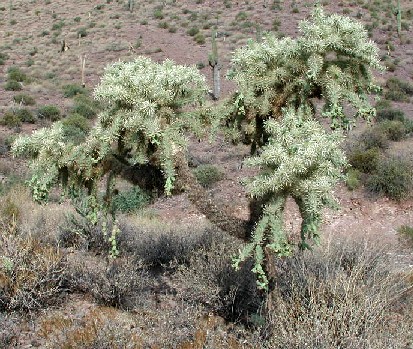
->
[153,8,164,19]
[112,187,151,213]
[63,84,86,98]
[0,52,8,65]
[360,127,389,149]
[385,77,413,102]
[367,156,412,200]
[62,113,89,133]
[7,66,27,82]
[378,120,406,141]
[345,168,362,190]
[187,27,199,36]
[77,27,88,38]
[15,108,36,123]
[4,80,22,91]
[13,93,36,106]
[348,147,380,173]
[61,114,89,142]
[193,164,224,187]
[71,103,97,119]
[376,108,405,122]
[51,20,65,31]
[0,112,21,128]
[194,32,206,44]
[235,11,248,21]
[398,225,413,246]
[37,105,61,121]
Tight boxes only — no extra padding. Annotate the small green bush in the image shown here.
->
[376,108,405,122]
[0,52,8,65]
[235,11,248,21]
[398,225,413,246]
[348,147,380,173]
[112,187,151,213]
[193,164,224,187]
[63,84,86,98]
[385,77,413,102]
[4,80,22,91]
[77,27,88,38]
[51,20,65,31]
[7,67,27,82]
[360,127,389,150]
[37,105,61,121]
[62,113,89,133]
[71,103,97,119]
[15,108,36,123]
[345,168,362,190]
[153,8,164,19]
[367,156,412,201]
[0,112,21,128]
[194,33,206,44]
[187,27,200,37]
[13,93,36,106]
[378,120,406,141]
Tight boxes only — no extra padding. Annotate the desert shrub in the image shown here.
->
[66,253,151,308]
[62,113,89,133]
[112,187,151,213]
[4,80,22,91]
[376,108,405,122]
[62,124,88,143]
[398,225,413,246]
[187,27,200,36]
[378,120,406,141]
[348,147,380,173]
[37,105,61,121]
[0,111,21,128]
[0,313,20,347]
[0,225,66,311]
[38,306,142,348]
[71,101,97,119]
[0,52,8,65]
[13,93,36,106]
[345,168,362,190]
[367,156,412,200]
[360,127,389,149]
[15,108,36,123]
[266,238,412,348]
[7,66,27,82]
[153,8,164,19]
[385,77,413,102]
[173,235,263,323]
[120,225,217,269]
[194,32,206,44]
[51,20,65,31]
[193,164,224,187]
[63,83,86,98]
[77,27,88,37]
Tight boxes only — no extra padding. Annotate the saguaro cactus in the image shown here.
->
[128,0,135,13]
[397,0,402,36]
[208,30,221,100]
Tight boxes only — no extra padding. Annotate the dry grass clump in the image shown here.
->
[264,236,413,348]
[0,223,66,311]
[38,306,143,349]
[172,234,263,324]
[65,252,152,309]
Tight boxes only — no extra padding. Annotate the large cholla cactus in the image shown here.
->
[12,57,209,202]
[233,108,347,289]
[227,6,383,151]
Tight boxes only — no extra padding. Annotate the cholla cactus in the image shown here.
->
[227,6,383,151]
[12,57,208,202]
[233,108,347,289]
